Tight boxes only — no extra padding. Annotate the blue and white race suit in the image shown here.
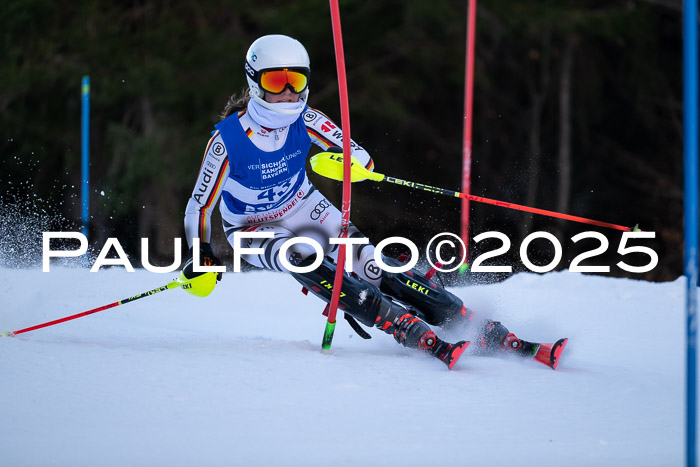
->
[184,105,382,284]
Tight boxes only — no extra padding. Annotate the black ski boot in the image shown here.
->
[473,320,568,370]
[292,257,469,369]
[374,300,470,370]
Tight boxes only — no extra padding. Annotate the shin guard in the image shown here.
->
[378,256,471,327]
[292,257,387,328]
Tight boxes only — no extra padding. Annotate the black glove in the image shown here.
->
[182,242,223,281]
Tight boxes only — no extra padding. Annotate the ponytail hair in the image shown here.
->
[220,89,251,120]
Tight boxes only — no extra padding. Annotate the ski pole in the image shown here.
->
[0,273,208,338]
[310,152,637,232]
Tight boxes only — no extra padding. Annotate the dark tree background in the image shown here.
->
[0,0,692,281]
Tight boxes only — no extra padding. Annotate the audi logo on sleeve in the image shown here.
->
[309,198,331,220]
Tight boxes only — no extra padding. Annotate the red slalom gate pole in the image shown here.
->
[461,0,477,264]
[322,0,353,351]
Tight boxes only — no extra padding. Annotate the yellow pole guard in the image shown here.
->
[177,271,218,297]
[310,152,384,182]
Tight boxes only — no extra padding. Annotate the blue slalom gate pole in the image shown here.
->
[81,76,90,241]
[684,1,699,466]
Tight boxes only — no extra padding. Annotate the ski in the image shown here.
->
[523,338,568,370]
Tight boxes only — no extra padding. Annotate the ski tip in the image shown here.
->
[549,338,568,370]
[532,338,568,370]
[447,340,470,371]
[1,330,15,338]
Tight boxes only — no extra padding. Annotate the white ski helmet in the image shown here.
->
[245,34,310,114]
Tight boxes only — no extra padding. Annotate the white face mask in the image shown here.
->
[247,97,305,129]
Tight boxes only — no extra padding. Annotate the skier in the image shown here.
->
[181,34,566,370]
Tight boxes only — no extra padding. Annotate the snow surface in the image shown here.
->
[0,267,690,466]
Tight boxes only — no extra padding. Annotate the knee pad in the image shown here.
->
[291,257,388,327]
[378,256,468,327]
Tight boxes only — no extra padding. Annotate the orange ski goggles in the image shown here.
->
[258,68,309,94]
